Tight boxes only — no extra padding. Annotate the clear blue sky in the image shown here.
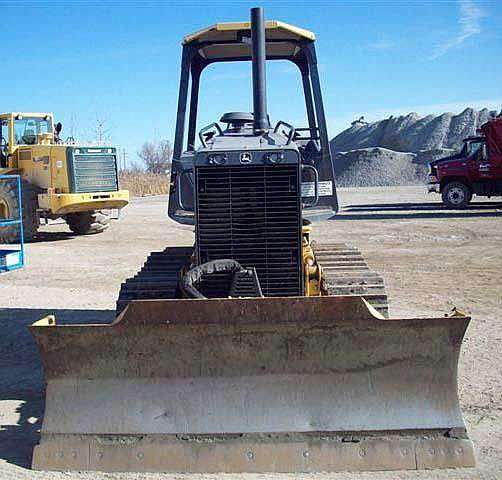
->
[2,0,501,167]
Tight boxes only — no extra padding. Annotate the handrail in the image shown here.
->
[198,123,223,148]
[273,120,295,145]
[301,165,319,208]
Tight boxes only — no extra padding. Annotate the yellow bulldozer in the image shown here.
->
[29,8,474,473]
[0,112,129,242]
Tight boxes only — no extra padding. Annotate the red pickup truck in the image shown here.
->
[428,116,502,207]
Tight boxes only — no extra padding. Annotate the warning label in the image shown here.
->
[301,181,333,197]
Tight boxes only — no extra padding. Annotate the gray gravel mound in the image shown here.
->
[335,148,417,187]
[330,108,498,186]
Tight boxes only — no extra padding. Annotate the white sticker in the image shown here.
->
[5,251,21,267]
[301,181,333,197]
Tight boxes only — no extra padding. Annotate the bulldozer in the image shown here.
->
[0,112,129,241]
[29,8,474,473]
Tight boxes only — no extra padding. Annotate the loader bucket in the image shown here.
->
[30,296,474,472]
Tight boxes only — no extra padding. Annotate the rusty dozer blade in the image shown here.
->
[30,296,474,472]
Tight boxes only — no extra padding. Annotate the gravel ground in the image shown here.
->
[0,186,501,479]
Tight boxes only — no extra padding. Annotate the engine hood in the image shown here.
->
[429,151,464,168]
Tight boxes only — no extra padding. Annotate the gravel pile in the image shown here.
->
[330,108,498,186]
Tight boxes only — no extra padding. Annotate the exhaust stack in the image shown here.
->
[251,7,268,133]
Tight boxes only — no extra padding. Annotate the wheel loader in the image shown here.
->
[29,8,474,473]
[0,112,129,242]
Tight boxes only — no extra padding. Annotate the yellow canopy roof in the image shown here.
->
[184,20,315,45]
[183,21,315,62]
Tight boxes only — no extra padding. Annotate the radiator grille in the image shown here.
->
[70,154,118,193]
[196,164,302,297]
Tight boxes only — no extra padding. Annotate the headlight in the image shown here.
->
[265,152,284,164]
[207,153,227,165]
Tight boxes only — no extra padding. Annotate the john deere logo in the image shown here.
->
[240,152,252,164]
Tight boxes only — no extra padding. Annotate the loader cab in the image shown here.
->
[13,114,54,146]
[169,18,338,225]
[0,113,56,159]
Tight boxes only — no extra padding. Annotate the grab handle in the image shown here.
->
[302,164,319,208]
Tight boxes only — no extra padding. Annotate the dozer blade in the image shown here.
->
[30,296,474,473]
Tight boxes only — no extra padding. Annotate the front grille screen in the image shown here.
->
[71,154,118,193]
[196,164,302,297]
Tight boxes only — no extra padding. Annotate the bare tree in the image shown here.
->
[138,140,172,174]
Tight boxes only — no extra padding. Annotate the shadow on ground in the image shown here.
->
[337,201,502,220]
[29,231,76,243]
[0,308,114,469]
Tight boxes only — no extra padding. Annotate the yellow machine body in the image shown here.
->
[0,112,129,216]
[302,225,323,296]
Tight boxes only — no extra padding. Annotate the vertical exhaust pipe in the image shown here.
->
[251,7,268,133]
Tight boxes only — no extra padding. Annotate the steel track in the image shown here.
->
[117,243,389,317]
[312,241,389,317]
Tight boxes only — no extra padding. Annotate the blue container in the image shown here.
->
[0,174,25,272]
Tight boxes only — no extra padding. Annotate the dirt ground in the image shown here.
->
[0,186,501,480]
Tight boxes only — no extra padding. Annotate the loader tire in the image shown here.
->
[65,210,110,235]
[0,179,38,243]
[442,181,472,208]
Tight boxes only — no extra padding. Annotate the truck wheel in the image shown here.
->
[0,179,38,243]
[65,210,110,235]
[441,182,472,208]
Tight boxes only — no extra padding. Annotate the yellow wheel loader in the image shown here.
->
[0,112,129,242]
[29,8,474,473]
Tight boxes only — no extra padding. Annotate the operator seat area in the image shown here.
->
[22,129,36,145]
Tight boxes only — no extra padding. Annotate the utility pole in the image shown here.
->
[96,119,105,145]
[120,149,128,172]
[94,116,110,146]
